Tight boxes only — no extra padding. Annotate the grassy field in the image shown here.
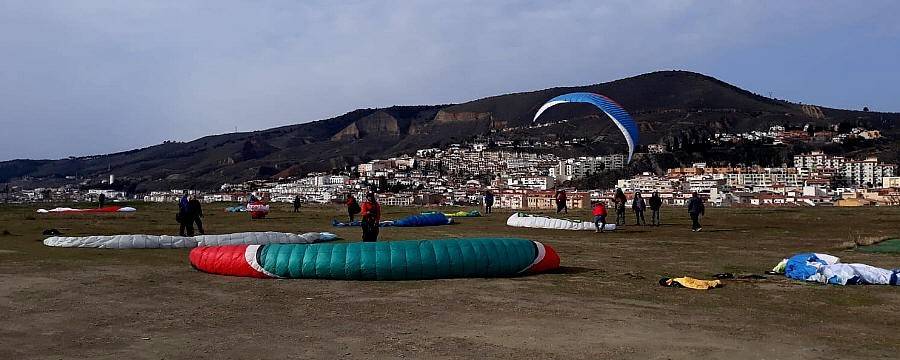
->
[1,203,899,359]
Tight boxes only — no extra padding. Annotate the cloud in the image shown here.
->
[1,0,898,160]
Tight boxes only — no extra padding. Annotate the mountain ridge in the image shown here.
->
[2,70,897,190]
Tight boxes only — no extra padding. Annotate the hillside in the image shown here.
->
[1,71,897,190]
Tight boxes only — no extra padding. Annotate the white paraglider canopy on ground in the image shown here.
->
[506,212,616,231]
[43,231,337,249]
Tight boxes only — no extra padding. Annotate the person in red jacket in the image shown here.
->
[592,200,608,233]
[359,192,382,242]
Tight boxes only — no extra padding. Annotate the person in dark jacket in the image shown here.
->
[686,192,705,232]
[359,192,381,242]
[346,194,361,222]
[632,190,646,225]
[649,191,663,226]
[292,195,302,213]
[177,194,193,236]
[188,195,204,235]
[483,190,495,214]
[614,188,627,226]
[555,190,568,214]
[98,193,106,208]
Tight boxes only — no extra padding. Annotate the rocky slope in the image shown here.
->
[2,71,896,190]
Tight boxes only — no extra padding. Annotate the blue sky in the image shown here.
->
[1,1,898,160]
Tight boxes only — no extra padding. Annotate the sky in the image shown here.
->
[1,1,898,160]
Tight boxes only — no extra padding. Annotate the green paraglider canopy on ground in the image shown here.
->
[858,239,900,253]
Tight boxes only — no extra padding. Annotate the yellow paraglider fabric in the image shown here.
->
[667,277,722,290]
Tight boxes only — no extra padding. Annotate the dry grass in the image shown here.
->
[839,233,895,249]
[1,202,900,359]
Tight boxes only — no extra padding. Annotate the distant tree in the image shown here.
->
[863,106,869,112]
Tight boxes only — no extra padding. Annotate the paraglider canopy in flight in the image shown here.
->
[533,92,639,162]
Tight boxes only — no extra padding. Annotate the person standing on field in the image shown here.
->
[346,194,361,222]
[614,188,627,226]
[632,190,646,225]
[649,191,662,226]
[555,190,568,214]
[177,193,193,236]
[188,195,205,235]
[359,192,381,242]
[483,190,495,214]
[592,200,608,233]
[686,192,705,232]
[292,195,302,213]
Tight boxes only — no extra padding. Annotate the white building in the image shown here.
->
[378,193,414,207]
[617,173,676,193]
[87,189,125,199]
[884,176,900,188]
[552,155,625,182]
[794,152,896,186]
[841,158,896,187]
[507,176,554,190]
[724,168,804,190]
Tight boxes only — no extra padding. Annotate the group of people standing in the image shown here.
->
[176,186,705,240]
[592,189,705,233]
[345,193,382,242]
[177,194,204,237]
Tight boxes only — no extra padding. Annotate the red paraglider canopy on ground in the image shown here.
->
[247,201,269,219]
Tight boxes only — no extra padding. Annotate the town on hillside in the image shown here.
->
[8,135,898,208]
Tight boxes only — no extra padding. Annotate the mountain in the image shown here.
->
[2,71,897,190]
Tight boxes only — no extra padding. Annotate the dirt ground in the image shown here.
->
[1,203,898,359]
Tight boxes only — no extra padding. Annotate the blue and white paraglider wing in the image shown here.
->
[533,92,639,162]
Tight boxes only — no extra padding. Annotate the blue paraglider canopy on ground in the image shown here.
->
[332,212,452,227]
